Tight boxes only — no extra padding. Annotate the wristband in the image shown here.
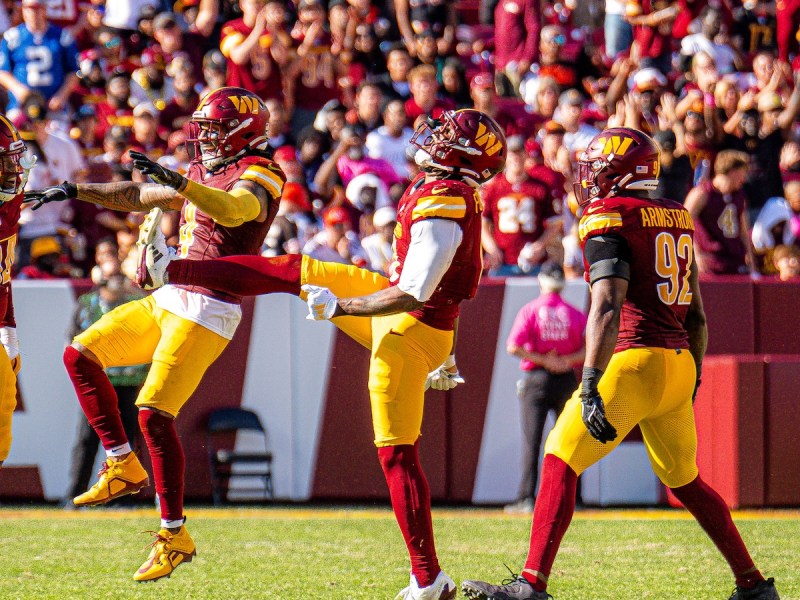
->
[580,366,604,395]
[442,354,456,369]
[63,181,78,197]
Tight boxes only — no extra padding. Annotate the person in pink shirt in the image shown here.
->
[504,261,586,514]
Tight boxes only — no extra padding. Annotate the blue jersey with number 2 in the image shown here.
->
[0,24,78,108]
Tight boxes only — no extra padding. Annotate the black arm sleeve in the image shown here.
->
[583,234,632,284]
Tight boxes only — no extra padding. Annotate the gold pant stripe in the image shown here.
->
[0,353,16,461]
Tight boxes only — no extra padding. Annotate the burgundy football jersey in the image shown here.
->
[482,173,555,265]
[174,155,284,303]
[691,181,748,275]
[579,195,695,352]
[390,175,483,330]
[0,194,22,327]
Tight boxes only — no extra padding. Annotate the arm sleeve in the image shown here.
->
[179,179,264,227]
[583,233,633,284]
[397,219,463,302]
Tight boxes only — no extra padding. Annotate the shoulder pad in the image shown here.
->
[578,200,624,242]
[412,180,470,221]
[240,160,285,199]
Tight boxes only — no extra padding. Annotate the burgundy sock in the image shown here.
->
[63,346,128,452]
[378,443,440,587]
[166,254,302,296]
[671,476,763,588]
[523,454,578,592]
[139,409,185,523]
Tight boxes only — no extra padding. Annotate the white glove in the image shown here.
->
[425,355,465,391]
[302,284,339,321]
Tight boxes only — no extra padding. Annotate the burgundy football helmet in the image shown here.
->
[574,127,661,206]
[187,87,270,170]
[0,114,31,202]
[409,109,506,185]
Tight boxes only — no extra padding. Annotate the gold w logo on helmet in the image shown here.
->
[601,135,634,156]
[474,123,504,156]
[228,95,260,114]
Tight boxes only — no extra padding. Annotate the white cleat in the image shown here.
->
[395,571,457,600]
[136,208,174,290]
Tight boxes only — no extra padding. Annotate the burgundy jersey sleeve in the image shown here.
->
[579,196,695,351]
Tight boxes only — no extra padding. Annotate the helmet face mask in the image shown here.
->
[186,87,270,171]
[409,109,506,185]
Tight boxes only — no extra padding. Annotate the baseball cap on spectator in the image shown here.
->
[22,0,45,7]
[538,260,565,291]
[153,12,179,31]
[470,72,494,91]
[282,182,312,211]
[507,135,526,153]
[329,0,347,8]
[30,237,62,260]
[323,206,351,227]
[558,89,584,108]
[758,92,783,113]
[632,68,667,93]
[133,102,159,118]
[373,206,397,227]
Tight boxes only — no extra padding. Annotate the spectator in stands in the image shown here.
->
[200,49,226,97]
[130,46,174,110]
[503,261,585,514]
[684,150,755,275]
[731,0,778,59]
[175,0,219,38]
[752,180,800,274]
[129,102,167,157]
[532,25,578,89]
[523,75,560,121]
[680,7,740,75]
[159,64,198,132]
[264,181,313,257]
[395,0,456,59]
[94,71,134,142]
[723,73,800,212]
[302,205,367,267]
[482,136,561,276]
[360,205,396,274]
[0,0,79,111]
[366,99,414,180]
[404,64,455,122]
[625,0,679,75]
[149,11,203,76]
[347,82,385,133]
[102,0,160,36]
[370,43,413,102]
[17,236,76,279]
[63,272,147,510]
[494,0,539,95]
[555,89,600,157]
[604,0,632,61]
[654,128,693,203]
[439,58,471,109]
[470,72,536,138]
[773,243,800,280]
[220,0,288,104]
[72,105,103,161]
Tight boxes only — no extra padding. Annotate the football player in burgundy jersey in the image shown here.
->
[24,87,285,582]
[137,109,507,600]
[0,115,35,467]
[462,128,780,600]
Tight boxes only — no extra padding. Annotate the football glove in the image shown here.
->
[302,284,339,321]
[425,355,465,391]
[129,150,186,189]
[580,367,617,443]
[23,181,77,211]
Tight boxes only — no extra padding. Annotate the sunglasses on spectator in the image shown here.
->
[544,34,566,45]
[104,37,121,49]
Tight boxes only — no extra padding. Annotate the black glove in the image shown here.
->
[129,150,186,189]
[23,182,77,211]
[580,367,618,444]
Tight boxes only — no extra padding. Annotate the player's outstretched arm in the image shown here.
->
[24,181,184,213]
[304,284,423,320]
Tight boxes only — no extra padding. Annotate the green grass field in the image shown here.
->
[0,506,797,600]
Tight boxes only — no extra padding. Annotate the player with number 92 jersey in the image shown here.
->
[578,194,694,351]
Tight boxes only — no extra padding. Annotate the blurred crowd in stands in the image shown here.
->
[2,0,800,287]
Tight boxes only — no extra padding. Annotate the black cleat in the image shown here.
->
[729,578,780,600]
[461,575,553,600]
